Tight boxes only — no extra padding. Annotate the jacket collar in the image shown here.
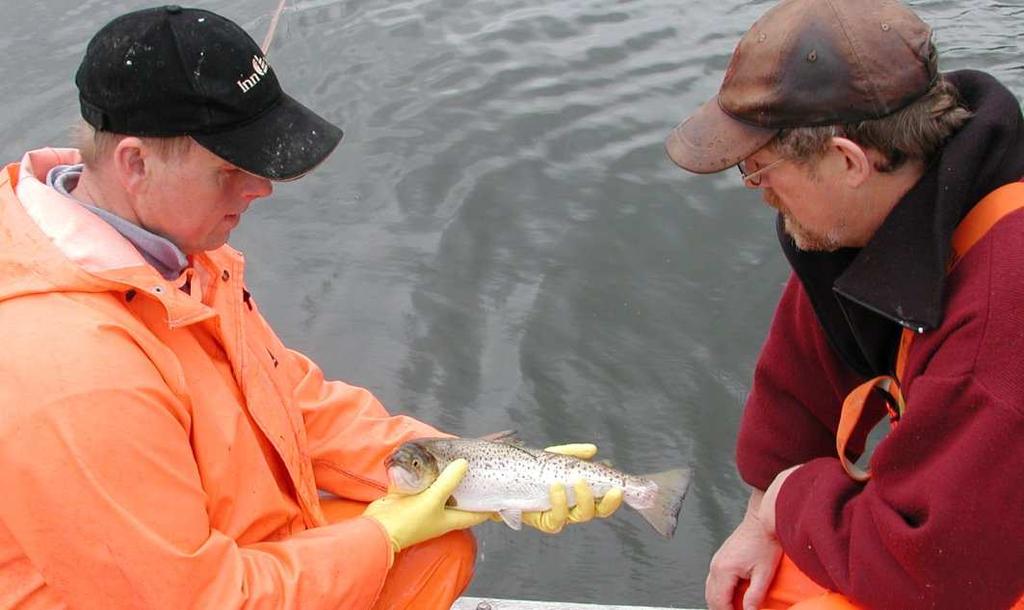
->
[782,70,1024,375]
[0,149,248,329]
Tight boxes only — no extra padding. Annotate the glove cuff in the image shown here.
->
[362,516,398,568]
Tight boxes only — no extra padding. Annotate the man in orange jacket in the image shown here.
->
[0,7,621,609]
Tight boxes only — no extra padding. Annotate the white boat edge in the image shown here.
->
[453,597,696,609]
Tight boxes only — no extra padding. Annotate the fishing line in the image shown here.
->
[261,0,289,54]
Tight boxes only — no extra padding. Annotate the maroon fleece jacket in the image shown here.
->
[736,71,1024,609]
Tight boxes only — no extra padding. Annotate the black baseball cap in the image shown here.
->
[665,0,935,174]
[75,5,342,181]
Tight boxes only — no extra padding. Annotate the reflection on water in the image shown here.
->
[1,0,1021,605]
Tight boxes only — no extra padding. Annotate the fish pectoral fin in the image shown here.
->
[498,509,523,530]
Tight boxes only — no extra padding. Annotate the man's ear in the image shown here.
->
[831,137,872,188]
[112,137,149,194]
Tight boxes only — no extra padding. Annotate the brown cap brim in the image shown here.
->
[665,95,778,174]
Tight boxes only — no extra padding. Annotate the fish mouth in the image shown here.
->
[387,465,426,495]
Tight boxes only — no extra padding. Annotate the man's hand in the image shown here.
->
[706,489,783,610]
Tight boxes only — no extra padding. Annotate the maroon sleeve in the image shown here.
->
[736,273,877,490]
[774,217,1024,609]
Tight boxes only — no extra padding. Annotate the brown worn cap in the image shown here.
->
[666,0,936,173]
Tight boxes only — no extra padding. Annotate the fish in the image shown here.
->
[385,431,690,538]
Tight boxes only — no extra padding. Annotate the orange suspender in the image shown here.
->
[836,181,1024,481]
[2,163,18,190]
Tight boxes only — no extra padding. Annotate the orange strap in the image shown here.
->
[950,182,1024,270]
[2,163,18,190]
[837,181,1024,481]
[836,376,905,482]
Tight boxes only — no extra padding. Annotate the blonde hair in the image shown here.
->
[771,47,972,173]
[72,121,195,167]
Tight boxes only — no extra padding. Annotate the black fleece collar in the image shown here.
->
[781,70,1024,377]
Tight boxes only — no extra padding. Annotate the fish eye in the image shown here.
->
[412,459,420,468]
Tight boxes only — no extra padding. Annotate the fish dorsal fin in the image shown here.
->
[479,430,523,446]
[498,509,523,530]
[478,430,542,461]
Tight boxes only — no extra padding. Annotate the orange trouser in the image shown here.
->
[321,497,477,610]
[732,555,858,610]
[735,555,1024,610]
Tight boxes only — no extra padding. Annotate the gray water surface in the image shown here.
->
[2,0,1021,606]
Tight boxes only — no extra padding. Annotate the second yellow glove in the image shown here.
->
[505,443,625,534]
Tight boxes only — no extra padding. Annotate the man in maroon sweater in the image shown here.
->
[665,0,1024,609]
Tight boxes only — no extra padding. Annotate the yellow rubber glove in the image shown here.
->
[363,458,491,554]
[516,443,625,534]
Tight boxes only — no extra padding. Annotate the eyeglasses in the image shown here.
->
[737,157,786,186]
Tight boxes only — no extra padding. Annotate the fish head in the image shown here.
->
[385,441,440,494]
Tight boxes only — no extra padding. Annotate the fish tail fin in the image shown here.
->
[630,468,691,539]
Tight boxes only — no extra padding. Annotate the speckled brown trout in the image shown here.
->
[385,432,690,538]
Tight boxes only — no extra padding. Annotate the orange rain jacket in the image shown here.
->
[0,148,445,609]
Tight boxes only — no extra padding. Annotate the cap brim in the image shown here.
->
[665,95,778,174]
[192,94,342,181]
